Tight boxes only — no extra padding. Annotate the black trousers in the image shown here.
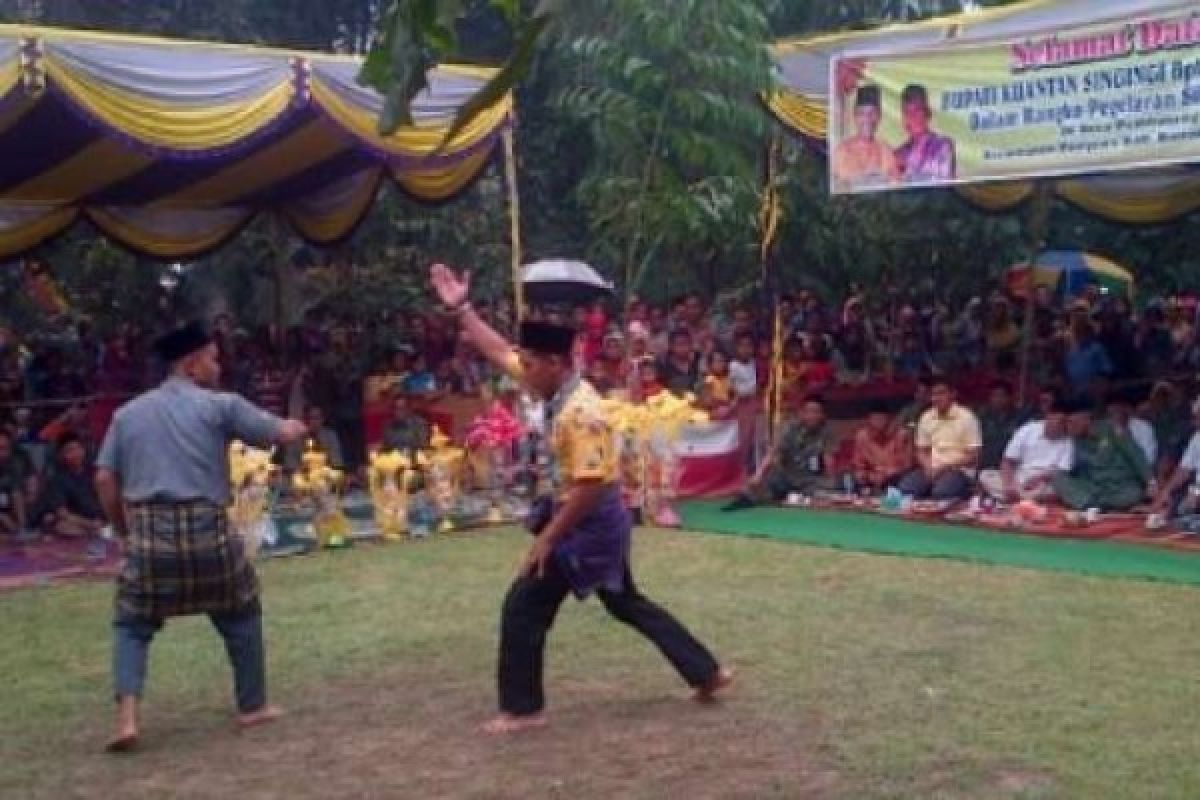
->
[497,557,720,715]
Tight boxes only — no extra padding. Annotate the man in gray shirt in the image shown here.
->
[95,321,307,753]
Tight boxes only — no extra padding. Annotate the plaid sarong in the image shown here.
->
[117,501,259,619]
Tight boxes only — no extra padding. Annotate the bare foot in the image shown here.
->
[480,712,548,735]
[104,730,139,754]
[238,705,285,730]
[693,667,735,704]
[106,696,140,753]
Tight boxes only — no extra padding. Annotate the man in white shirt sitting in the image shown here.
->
[979,394,1074,502]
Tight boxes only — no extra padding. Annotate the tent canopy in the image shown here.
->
[0,25,512,260]
[770,0,1200,224]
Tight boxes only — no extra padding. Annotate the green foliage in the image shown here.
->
[550,0,774,298]
[1,234,170,336]
[770,0,1023,38]
[1,1,381,51]
[358,0,560,137]
[358,1,441,132]
[774,149,1028,301]
[4,0,1197,333]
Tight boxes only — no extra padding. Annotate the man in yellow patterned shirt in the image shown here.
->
[430,264,731,736]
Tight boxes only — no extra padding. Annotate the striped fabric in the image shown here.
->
[117,500,257,619]
[0,25,512,260]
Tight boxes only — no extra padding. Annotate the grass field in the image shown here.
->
[2,527,1199,799]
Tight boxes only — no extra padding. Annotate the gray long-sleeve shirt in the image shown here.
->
[97,376,282,505]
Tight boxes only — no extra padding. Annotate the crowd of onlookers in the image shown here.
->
[4,280,1200,537]
[726,373,1200,529]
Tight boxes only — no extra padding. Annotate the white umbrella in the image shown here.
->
[520,259,614,306]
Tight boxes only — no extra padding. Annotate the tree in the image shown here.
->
[546,0,773,300]
[771,0,1021,38]
[359,0,560,135]
[2,1,380,52]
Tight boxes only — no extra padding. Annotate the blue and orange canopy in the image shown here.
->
[1007,251,1134,298]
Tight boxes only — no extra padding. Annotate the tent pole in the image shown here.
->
[1018,180,1054,408]
[502,121,524,323]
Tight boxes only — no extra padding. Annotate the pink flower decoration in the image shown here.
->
[466,402,525,450]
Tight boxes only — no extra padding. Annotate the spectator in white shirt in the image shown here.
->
[729,333,758,400]
[979,395,1074,502]
[730,333,759,472]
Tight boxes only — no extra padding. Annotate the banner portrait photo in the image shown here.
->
[829,10,1200,194]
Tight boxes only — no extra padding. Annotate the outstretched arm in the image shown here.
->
[430,263,516,372]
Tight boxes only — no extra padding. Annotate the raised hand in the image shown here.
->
[430,263,470,309]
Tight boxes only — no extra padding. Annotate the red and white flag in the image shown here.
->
[675,420,745,499]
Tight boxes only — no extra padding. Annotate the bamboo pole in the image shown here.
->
[502,123,524,322]
[760,136,784,439]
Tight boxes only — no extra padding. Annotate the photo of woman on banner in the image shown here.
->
[896,84,957,184]
[832,85,899,191]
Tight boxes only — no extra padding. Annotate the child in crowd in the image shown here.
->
[731,335,758,397]
[700,349,736,419]
[635,358,665,402]
[730,333,760,472]
[595,331,628,393]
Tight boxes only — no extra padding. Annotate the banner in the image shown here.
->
[829,11,1200,194]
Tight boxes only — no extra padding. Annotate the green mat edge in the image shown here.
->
[679,501,1200,588]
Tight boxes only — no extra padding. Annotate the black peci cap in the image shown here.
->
[518,320,576,357]
[153,320,212,364]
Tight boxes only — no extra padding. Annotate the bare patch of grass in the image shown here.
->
[2,528,1198,798]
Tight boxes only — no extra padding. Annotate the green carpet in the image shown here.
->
[680,501,1200,587]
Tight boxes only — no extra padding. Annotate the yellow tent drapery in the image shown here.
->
[0,25,514,260]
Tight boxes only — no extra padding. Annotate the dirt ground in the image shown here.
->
[33,671,837,800]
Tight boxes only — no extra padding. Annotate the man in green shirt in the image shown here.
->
[1053,398,1151,512]
[723,397,835,509]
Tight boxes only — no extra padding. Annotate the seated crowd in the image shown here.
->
[724,371,1200,527]
[4,281,1200,537]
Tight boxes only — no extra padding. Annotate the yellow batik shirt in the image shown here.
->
[504,351,619,493]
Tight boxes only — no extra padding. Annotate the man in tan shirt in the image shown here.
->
[893,379,981,500]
